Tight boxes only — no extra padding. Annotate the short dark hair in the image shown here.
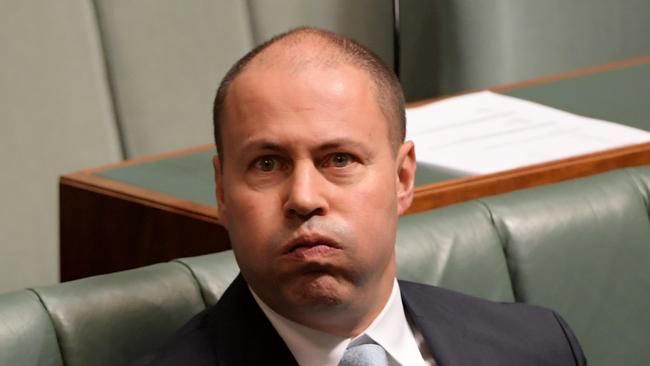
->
[213,27,405,162]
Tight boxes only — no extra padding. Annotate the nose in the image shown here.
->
[283,161,329,220]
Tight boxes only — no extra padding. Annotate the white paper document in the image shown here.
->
[405,91,650,175]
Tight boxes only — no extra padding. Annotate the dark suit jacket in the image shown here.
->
[137,274,586,365]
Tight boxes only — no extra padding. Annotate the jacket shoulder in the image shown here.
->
[133,274,297,366]
[399,280,587,365]
[132,308,217,366]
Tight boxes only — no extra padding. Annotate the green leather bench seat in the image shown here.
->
[0,291,63,366]
[485,168,650,365]
[395,203,516,302]
[35,264,205,366]
[1,166,649,365]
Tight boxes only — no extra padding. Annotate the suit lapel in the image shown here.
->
[400,280,487,366]
[206,274,298,365]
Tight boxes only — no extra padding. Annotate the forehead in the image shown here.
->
[220,60,390,153]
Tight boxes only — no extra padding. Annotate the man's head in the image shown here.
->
[212,27,416,337]
[213,27,406,162]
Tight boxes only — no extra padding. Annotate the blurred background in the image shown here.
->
[1,0,649,293]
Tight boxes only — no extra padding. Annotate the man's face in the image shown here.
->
[214,59,415,334]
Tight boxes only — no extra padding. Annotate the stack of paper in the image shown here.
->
[405,91,650,175]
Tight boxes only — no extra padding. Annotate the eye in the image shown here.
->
[324,153,353,168]
[254,156,278,172]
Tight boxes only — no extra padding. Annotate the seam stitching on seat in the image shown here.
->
[622,168,650,234]
[171,259,209,308]
[623,168,650,210]
[475,199,520,302]
[26,288,66,366]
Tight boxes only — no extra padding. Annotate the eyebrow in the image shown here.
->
[244,140,286,153]
[316,138,369,153]
[242,138,371,155]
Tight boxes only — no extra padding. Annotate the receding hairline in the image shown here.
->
[213,27,405,161]
[244,30,360,71]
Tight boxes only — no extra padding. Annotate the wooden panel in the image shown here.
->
[408,142,650,213]
[60,176,229,281]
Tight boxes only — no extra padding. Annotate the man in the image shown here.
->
[140,28,586,365]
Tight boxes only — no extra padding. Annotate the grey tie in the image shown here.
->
[339,337,390,366]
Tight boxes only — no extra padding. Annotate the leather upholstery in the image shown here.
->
[427,0,650,94]
[629,166,650,205]
[1,166,649,365]
[484,167,650,365]
[396,201,515,302]
[174,253,239,307]
[93,0,253,157]
[35,263,205,366]
[0,291,63,366]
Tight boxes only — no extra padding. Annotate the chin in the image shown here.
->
[286,271,351,308]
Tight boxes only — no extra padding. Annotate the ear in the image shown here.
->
[395,141,416,215]
[213,155,228,226]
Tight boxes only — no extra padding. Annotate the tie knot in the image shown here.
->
[339,337,389,366]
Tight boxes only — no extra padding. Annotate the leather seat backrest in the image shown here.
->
[33,263,205,366]
[428,0,650,94]
[175,252,240,307]
[247,0,393,69]
[0,291,63,366]
[396,201,515,302]
[482,167,650,365]
[93,0,254,157]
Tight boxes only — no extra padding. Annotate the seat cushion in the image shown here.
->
[34,263,205,366]
[0,290,63,366]
[484,169,650,365]
[396,201,515,302]
[175,251,239,307]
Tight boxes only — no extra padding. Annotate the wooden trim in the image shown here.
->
[61,143,219,223]
[60,172,220,224]
[60,182,229,281]
[407,141,650,214]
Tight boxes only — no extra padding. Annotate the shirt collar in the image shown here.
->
[250,279,427,366]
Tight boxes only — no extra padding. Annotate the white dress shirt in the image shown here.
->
[250,279,435,366]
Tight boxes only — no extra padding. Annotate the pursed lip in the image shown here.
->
[282,233,342,256]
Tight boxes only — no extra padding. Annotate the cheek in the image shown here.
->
[342,175,398,250]
[225,198,281,278]
[223,189,277,246]
[352,172,398,213]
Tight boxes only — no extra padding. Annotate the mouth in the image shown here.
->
[282,234,342,259]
